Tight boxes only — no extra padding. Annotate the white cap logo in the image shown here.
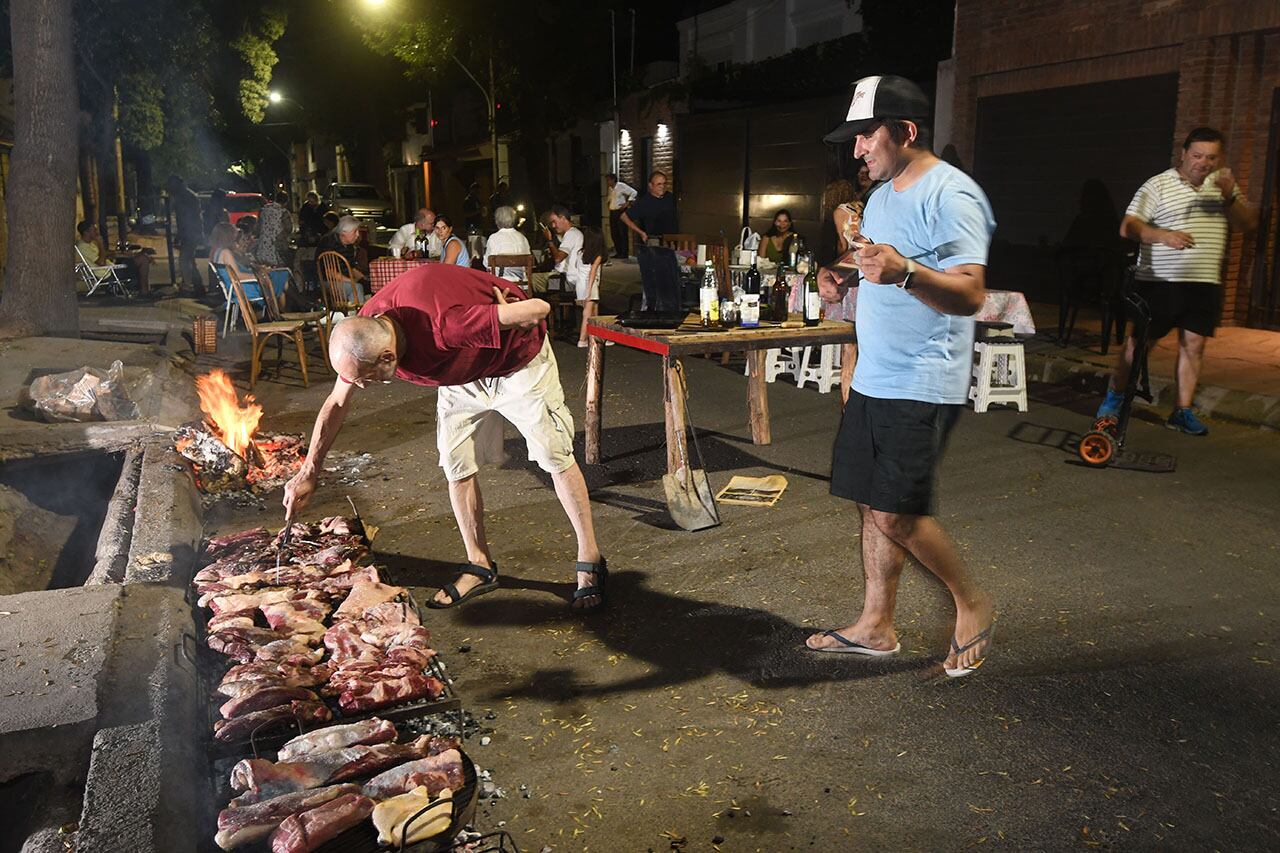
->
[846,76,882,121]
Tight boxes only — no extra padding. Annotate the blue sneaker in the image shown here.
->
[1095,389,1125,419]
[1166,407,1209,436]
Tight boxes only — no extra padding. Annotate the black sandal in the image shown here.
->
[572,558,607,613]
[427,562,499,609]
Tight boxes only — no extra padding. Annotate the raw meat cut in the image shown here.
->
[270,793,375,853]
[220,686,318,720]
[213,700,331,742]
[214,783,360,850]
[360,749,464,799]
[276,718,395,763]
[333,580,406,620]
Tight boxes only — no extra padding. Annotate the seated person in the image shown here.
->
[76,221,151,294]
[209,222,286,311]
[388,208,443,259]
[483,205,532,284]
[757,208,799,263]
[317,214,367,303]
[434,214,471,267]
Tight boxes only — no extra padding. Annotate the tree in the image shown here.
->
[0,0,81,338]
[354,0,616,206]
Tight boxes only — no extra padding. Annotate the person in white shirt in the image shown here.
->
[483,205,533,283]
[545,204,584,294]
[606,173,638,259]
[576,226,607,347]
[388,208,443,259]
[1096,126,1259,436]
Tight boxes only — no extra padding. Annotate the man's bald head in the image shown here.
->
[329,316,397,385]
[415,208,436,229]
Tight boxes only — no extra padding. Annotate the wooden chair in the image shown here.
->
[660,233,698,252]
[317,250,365,340]
[486,253,535,295]
[256,268,331,372]
[229,274,310,391]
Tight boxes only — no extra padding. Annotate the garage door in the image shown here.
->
[973,74,1179,252]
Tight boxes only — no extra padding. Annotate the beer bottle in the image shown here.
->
[772,265,791,322]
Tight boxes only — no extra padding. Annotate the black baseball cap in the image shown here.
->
[823,75,932,144]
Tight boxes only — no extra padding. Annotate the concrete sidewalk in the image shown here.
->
[1023,302,1280,430]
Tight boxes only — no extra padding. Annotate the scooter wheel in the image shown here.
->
[1092,415,1119,433]
[1078,431,1116,467]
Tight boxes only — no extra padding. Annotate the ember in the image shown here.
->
[175,371,305,493]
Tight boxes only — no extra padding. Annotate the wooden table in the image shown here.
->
[584,315,856,474]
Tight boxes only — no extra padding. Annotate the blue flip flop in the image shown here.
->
[808,629,901,656]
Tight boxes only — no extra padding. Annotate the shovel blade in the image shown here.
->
[662,468,721,531]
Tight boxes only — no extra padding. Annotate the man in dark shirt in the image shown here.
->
[166,175,206,296]
[620,170,678,244]
[298,191,327,245]
[283,264,609,613]
[318,215,368,299]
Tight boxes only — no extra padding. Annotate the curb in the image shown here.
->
[1023,344,1280,431]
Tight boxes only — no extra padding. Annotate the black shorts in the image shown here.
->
[1133,280,1222,338]
[830,391,962,516]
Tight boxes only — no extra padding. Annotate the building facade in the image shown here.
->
[944,0,1280,328]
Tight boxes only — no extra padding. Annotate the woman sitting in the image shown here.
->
[435,214,471,267]
[209,222,287,314]
[757,208,799,263]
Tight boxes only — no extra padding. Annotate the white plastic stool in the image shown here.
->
[747,348,799,383]
[796,344,842,394]
[970,339,1027,412]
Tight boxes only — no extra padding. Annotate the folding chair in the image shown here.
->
[76,245,131,298]
[209,262,265,338]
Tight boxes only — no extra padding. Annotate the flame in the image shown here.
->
[194,370,262,458]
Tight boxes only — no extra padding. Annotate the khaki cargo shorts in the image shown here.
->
[435,338,576,481]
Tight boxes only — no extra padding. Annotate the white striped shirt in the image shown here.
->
[1127,168,1241,285]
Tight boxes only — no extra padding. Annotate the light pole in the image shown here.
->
[265,91,304,203]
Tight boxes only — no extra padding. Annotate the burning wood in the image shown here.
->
[175,370,305,493]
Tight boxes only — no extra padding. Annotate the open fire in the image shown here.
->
[175,370,305,493]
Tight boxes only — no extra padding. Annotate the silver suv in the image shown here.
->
[324,182,394,227]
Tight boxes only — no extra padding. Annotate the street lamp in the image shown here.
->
[268,90,283,104]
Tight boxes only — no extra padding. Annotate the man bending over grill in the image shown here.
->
[283,264,608,612]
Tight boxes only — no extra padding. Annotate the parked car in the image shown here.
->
[324,182,394,227]
[225,192,266,226]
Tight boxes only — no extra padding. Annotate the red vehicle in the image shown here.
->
[224,192,265,226]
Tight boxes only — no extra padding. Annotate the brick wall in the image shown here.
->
[618,92,681,195]
[950,0,1280,324]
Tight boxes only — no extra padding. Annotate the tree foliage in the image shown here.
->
[232,4,289,124]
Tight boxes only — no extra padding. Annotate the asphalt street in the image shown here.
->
[213,337,1280,851]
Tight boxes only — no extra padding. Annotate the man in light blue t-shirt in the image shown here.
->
[804,75,997,678]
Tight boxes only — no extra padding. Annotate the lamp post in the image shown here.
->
[265,91,304,203]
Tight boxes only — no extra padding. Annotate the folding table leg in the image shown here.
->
[746,351,771,445]
[585,336,605,464]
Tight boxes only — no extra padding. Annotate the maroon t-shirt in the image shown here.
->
[358,264,545,387]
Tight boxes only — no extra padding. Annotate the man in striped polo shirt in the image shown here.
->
[1097,127,1258,435]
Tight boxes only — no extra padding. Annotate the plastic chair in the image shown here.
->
[76,245,131,298]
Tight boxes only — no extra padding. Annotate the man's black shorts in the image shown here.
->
[1133,280,1222,338]
[830,391,961,516]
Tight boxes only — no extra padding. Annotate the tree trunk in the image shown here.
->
[0,0,80,338]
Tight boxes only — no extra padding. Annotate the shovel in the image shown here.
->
[661,357,721,531]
